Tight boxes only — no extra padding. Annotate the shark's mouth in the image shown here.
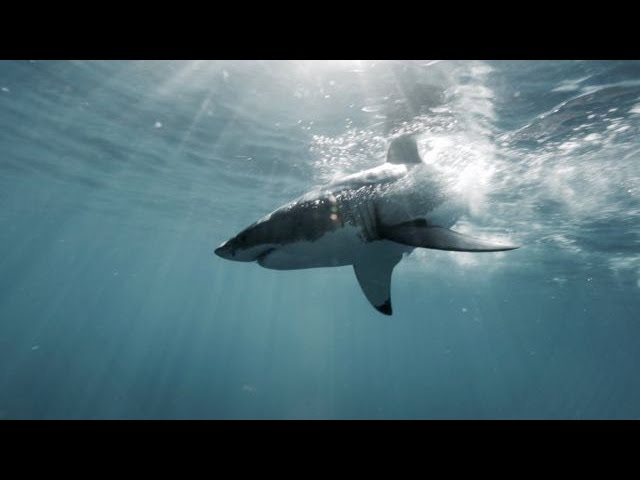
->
[256,247,276,264]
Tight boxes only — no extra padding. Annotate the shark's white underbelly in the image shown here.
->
[258,225,410,270]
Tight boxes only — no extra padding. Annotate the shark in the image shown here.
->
[215,134,519,315]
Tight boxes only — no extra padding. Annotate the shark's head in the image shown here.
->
[214,216,278,262]
[215,194,340,264]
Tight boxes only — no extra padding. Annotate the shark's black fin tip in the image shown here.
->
[376,300,393,316]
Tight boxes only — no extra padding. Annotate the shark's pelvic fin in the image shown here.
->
[353,253,402,316]
[383,222,520,252]
[386,133,423,165]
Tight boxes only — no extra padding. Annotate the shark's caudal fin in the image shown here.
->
[353,253,402,316]
[386,133,423,165]
[383,221,520,252]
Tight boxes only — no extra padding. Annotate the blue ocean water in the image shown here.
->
[0,60,639,419]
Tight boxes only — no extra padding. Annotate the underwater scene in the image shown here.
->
[0,60,639,419]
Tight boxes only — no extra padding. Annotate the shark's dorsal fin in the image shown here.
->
[353,253,402,315]
[386,134,423,165]
[382,223,520,252]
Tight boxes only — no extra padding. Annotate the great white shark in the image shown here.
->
[215,134,519,315]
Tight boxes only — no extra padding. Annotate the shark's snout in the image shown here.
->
[215,234,275,263]
[214,240,234,259]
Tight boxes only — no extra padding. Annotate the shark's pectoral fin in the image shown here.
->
[383,223,520,252]
[353,253,402,316]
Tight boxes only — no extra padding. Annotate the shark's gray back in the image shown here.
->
[258,140,461,249]
[325,161,457,236]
